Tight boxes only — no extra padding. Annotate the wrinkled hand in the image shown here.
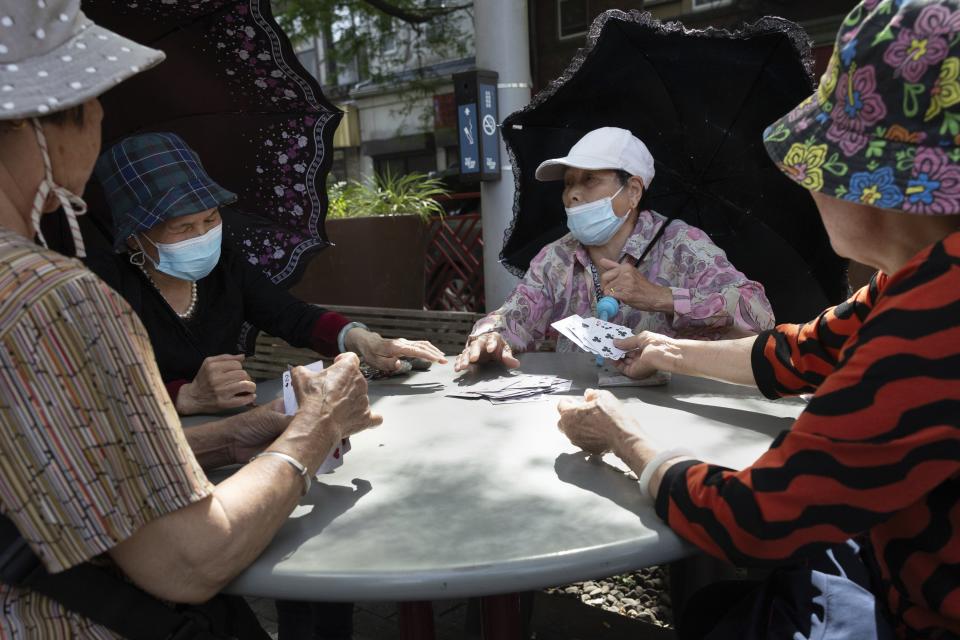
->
[597,258,674,313]
[612,331,682,379]
[177,354,257,415]
[292,352,383,440]
[227,399,292,463]
[454,332,521,372]
[346,328,447,373]
[556,389,646,456]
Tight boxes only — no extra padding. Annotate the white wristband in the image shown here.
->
[638,447,694,500]
[338,321,368,354]
[251,451,311,496]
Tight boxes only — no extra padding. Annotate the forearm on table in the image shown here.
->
[111,412,339,603]
[182,419,240,470]
[670,336,758,387]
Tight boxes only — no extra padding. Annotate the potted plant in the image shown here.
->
[291,172,449,308]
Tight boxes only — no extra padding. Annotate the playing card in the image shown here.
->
[551,314,634,361]
[281,360,352,476]
[598,369,671,387]
[447,373,573,404]
[584,318,629,361]
[316,439,349,474]
[550,314,592,351]
[283,360,326,416]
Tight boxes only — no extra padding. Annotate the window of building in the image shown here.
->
[296,47,318,80]
[329,149,348,183]
[691,0,734,12]
[373,151,437,177]
[557,0,589,40]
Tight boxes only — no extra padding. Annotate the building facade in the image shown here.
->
[531,0,859,94]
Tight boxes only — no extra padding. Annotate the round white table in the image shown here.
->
[186,352,805,638]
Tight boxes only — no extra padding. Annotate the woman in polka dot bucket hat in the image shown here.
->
[0,0,163,255]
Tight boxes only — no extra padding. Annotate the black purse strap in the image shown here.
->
[0,513,265,640]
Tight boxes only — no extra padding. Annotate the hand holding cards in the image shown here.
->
[283,360,351,475]
[551,314,633,360]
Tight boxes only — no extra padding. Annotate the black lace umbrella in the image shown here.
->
[501,11,847,323]
[79,0,341,286]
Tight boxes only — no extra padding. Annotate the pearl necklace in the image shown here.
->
[137,263,198,320]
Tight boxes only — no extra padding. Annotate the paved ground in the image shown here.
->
[249,593,677,639]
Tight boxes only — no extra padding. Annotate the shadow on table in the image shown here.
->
[553,452,651,520]
[270,478,373,560]
[637,391,796,438]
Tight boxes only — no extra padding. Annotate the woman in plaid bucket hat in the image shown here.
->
[0,3,387,638]
[554,2,960,638]
[85,131,447,421]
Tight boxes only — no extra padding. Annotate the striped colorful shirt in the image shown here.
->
[471,210,775,351]
[655,231,960,638]
[0,229,213,639]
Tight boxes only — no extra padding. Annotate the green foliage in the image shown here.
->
[327,171,449,222]
[276,0,474,132]
[276,0,472,84]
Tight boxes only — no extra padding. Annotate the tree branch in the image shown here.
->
[360,0,471,24]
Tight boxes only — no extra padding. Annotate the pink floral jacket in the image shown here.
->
[472,210,775,351]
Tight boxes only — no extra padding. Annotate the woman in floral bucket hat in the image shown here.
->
[553,2,960,638]
[0,2,385,638]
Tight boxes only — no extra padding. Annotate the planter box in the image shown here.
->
[291,215,428,309]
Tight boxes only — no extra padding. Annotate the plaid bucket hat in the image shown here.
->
[763,0,960,215]
[95,132,237,251]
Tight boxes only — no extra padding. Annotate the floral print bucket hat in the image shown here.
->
[764,0,960,215]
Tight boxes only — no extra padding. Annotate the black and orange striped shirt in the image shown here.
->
[655,231,960,639]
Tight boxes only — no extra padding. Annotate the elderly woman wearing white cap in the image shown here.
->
[456,127,775,371]
[0,2,380,638]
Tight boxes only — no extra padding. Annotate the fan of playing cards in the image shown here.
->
[282,361,351,475]
[551,314,634,360]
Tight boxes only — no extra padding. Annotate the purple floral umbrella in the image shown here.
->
[80,0,341,285]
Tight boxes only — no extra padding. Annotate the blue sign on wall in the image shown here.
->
[478,84,500,175]
[458,103,479,175]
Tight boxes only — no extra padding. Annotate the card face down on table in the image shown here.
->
[283,361,350,475]
[446,373,573,404]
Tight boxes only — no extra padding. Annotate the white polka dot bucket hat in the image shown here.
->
[0,0,164,119]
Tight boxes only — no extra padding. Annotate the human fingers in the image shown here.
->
[403,339,446,362]
[214,368,254,386]
[219,391,257,409]
[613,331,651,351]
[454,347,471,372]
[467,335,487,363]
[385,339,447,363]
[368,410,384,427]
[499,342,521,368]
[219,379,257,398]
[205,353,246,363]
[556,396,583,414]
[599,265,627,288]
[367,353,403,372]
[333,352,361,367]
[597,257,622,272]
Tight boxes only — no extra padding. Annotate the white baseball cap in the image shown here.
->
[535,127,656,188]
[0,0,164,120]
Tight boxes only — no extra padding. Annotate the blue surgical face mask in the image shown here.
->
[564,186,628,246]
[140,223,223,282]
